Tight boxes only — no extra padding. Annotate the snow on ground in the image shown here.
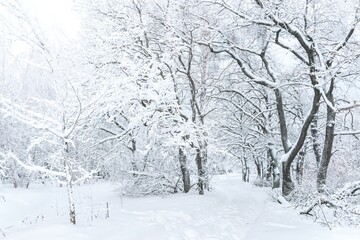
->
[1,175,360,240]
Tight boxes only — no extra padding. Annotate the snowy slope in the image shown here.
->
[1,175,360,240]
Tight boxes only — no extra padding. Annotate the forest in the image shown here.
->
[1,0,360,238]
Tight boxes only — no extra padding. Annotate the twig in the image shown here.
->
[319,200,332,230]
[0,228,5,237]
[106,202,110,219]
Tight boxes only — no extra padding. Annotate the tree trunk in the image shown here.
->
[179,147,191,193]
[281,85,321,196]
[317,79,336,193]
[202,140,209,191]
[295,147,306,185]
[131,139,137,170]
[255,159,262,179]
[65,167,76,225]
[130,139,138,177]
[282,161,295,196]
[267,147,280,188]
[310,115,321,168]
[64,141,76,225]
[266,161,272,182]
[243,167,250,182]
[272,167,280,189]
[273,88,295,195]
[195,148,205,195]
[242,156,250,182]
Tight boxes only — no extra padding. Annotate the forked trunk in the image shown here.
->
[317,79,336,193]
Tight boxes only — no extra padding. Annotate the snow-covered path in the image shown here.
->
[1,175,360,240]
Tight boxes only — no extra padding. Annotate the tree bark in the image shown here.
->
[266,150,272,182]
[241,155,249,182]
[202,140,209,191]
[282,162,294,196]
[242,167,250,182]
[195,148,205,195]
[267,147,280,188]
[255,159,262,179]
[295,147,306,185]
[274,89,291,152]
[317,79,336,193]
[282,87,321,196]
[181,41,209,195]
[310,115,322,168]
[64,141,76,225]
[179,147,191,193]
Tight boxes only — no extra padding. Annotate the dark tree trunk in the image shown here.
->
[179,147,191,193]
[255,159,263,179]
[282,162,295,196]
[272,168,280,189]
[195,148,205,195]
[184,45,208,195]
[255,159,266,179]
[317,79,336,193]
[267,147,280,188]
[295,147,306,185]
[242,167,250,182]
[280,52,321,195]
[202,140,209,191]
[266,163,272,182]
[207,37,319,196]
[310,115,322,168]
[241,156,250,182]
[130,139,138,172]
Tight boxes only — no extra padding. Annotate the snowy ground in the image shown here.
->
[1,175,360,240]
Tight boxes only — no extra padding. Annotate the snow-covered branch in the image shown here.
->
[0,96,63,137]
[6,152,66,178]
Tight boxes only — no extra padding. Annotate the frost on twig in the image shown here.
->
[0,228,5,238]
[336,181,360,200]
[298,181,360,227]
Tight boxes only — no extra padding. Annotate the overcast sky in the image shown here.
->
[22,0,79,38]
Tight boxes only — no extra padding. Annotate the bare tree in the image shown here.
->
[197,0,360,196]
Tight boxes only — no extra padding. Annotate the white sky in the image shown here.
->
[22,0,80,38]
[2,0,81,56]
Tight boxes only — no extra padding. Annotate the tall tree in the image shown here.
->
[198,0,359,195]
